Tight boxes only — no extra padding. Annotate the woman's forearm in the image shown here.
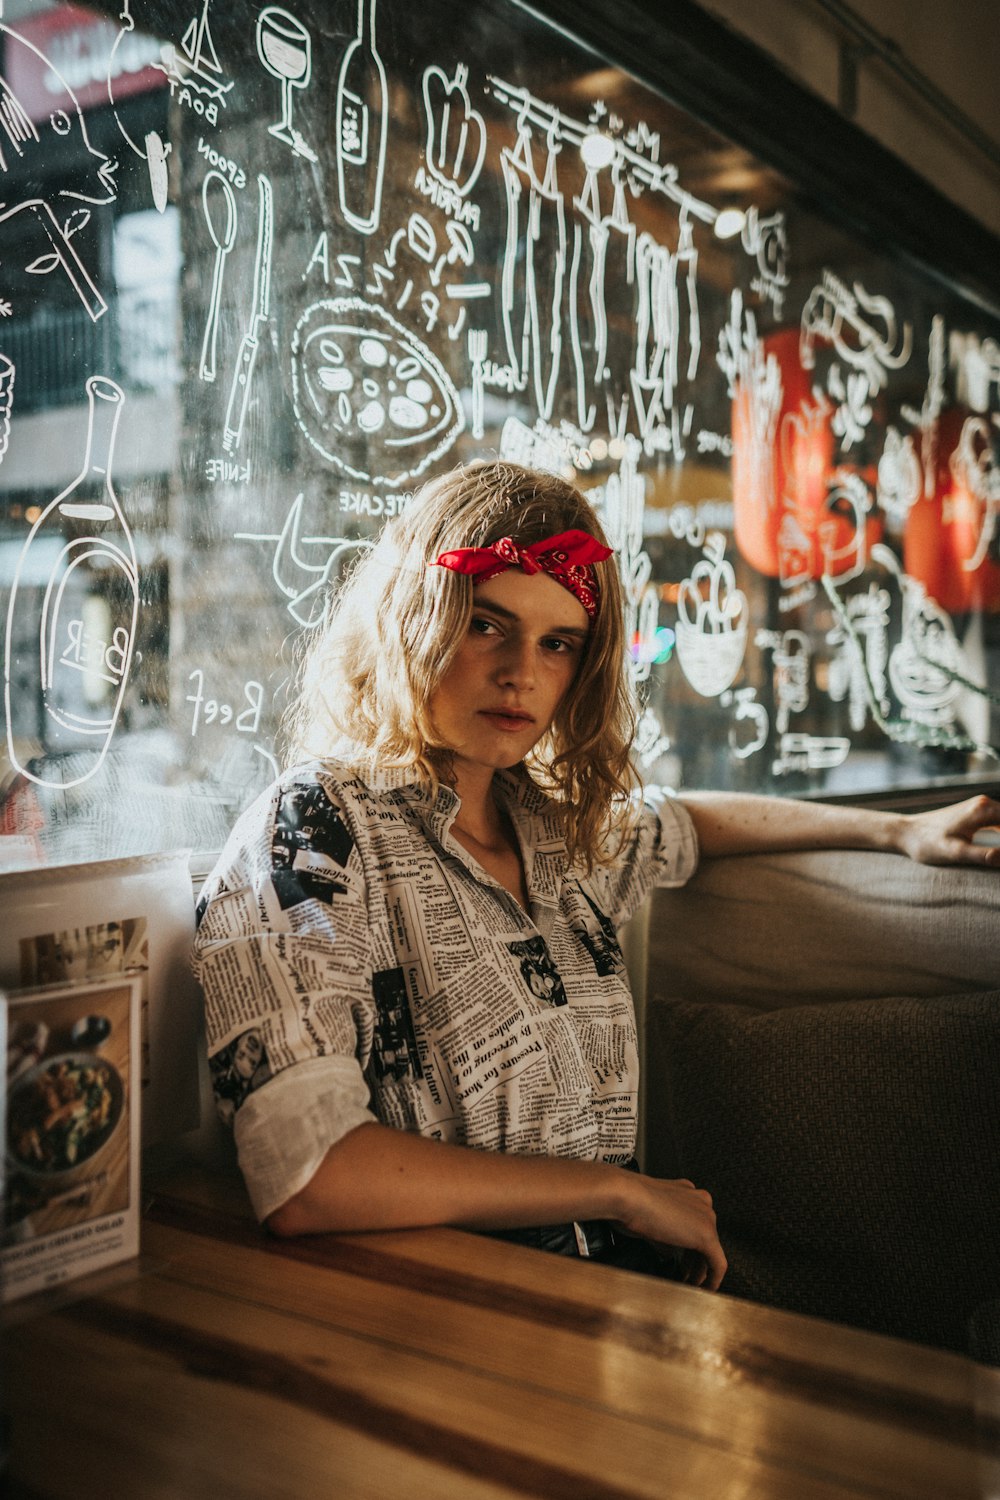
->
[267,1121,626,1234]
[679,791,904,858]
[266,1121,727,1288]
[679,790,1000,867]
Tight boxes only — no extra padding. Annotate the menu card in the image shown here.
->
[2,973,141,1303]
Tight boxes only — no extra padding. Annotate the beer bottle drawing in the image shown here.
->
[4,375,139,789]
[335,0,387,235]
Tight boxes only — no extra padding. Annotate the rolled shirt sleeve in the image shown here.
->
[193,776,378,1220]
[234,1055,375,1221]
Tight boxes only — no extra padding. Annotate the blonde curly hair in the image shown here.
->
[283,461,640,869]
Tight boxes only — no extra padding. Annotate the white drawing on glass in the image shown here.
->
[777,511,816,596]
[498,413,566,476]
[468,327,487,441]
[776,388,831,595]
[290,297,465,488]
[255,743,281,779]
[631,230,691,451]
[488,78,714,224]
[336,0,387,236]
[571,435,668,757]
[107,1,171,212]
[205,457,250,485]
[598,436,659,682]
[271,494,365,627]
[587,155,635,435]
[199,169,237,383]
[446,281,490,301]
[236,492,372,628]
[223,173,274,453]
[827,584,891,732]
[145,130,171,214]
[257,7,317,163]
[0,22,117,320]
[0,350,14,462]
[564,134,625,431]
[772,732,850,776]
[877,426,922,531]
[675,531,748,698]
[567,217,598,429]
[741,207,788,319]
[489,76,712,438]
[726,687,768,760]
[800,271,912,389]
[422,62,486,198]
[827,362,872,448]
[158,0,235,116]
[951,331,1000,414]
[197,135,246,190]
[801,271,911,450]
[322,211,481,344]
[633,703,672,771]
[186,668,265,737]
[664,501,707,550]
[950,414,1000,573]
[925,318,948,485]
[725,290,783,520]
[820,469,872,584]
[900,315,946,496]
[500,119,566,421]
[413,163,482,231]
[755,628,810,734]
[875,544,964,727]
[4,377,138,789]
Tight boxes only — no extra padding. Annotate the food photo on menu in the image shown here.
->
[17,917,152,1090]
[2,973,141,1303]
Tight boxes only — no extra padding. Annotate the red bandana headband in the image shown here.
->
[432,530,613,620]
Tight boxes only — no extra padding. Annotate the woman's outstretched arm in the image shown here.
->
[679,790,1000,868]
[266,1120,727,1290]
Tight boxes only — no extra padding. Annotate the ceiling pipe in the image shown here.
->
[811,0,1000,173]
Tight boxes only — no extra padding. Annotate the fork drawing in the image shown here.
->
[467,327,487,440]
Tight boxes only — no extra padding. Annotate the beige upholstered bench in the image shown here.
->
[636,849,999,1354]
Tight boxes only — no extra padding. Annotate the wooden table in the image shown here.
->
[4,1166,999,1499]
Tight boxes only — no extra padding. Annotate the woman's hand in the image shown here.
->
[895,794,1000,868]
[612,1172,727,1290]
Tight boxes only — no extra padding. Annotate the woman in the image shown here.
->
[193,461,999,1290]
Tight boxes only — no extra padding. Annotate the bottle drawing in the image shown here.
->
[4,376,139,788]
[0,353,14,463]
[335,0,387,235]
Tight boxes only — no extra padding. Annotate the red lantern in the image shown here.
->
[732,328,878,581]
[904,406,1000,615]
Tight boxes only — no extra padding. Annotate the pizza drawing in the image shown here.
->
[291,297,465,488]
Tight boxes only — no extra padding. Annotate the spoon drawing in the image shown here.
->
[199,170,238,382]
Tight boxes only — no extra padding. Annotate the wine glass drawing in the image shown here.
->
[256,7,318,162]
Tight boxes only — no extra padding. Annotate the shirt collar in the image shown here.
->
[315,756,575,912]
[399,765,573,915]
[493,769,573,912]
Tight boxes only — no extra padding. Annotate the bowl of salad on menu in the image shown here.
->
[7,1052,125,1181]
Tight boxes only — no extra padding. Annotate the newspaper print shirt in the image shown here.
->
[193,761,699,1220]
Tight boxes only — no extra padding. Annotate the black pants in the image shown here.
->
[484,1161,686,1280]
[487,1218,687,1279]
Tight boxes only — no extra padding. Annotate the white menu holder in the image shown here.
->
[0,849,201,1151]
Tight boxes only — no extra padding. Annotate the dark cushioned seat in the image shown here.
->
[647,990,1000,1353]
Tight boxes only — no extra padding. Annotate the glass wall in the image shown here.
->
[2,0,999,871]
